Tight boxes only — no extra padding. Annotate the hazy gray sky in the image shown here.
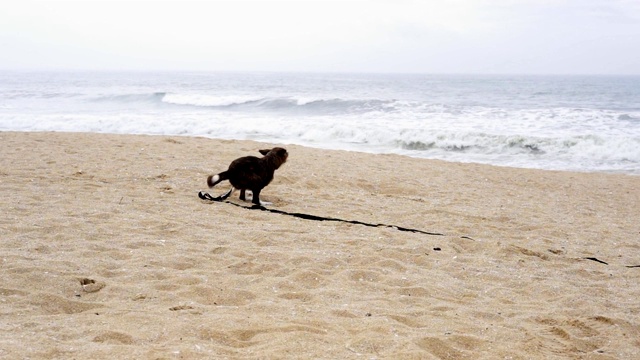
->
[1,0,639,74]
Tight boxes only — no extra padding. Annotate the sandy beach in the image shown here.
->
[1,131,639,359]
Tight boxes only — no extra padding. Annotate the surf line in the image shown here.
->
[198,191,445,236]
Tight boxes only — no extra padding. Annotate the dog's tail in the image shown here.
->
[207,171,228,188]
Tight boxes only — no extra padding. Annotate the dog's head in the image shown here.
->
[259,147,288,169]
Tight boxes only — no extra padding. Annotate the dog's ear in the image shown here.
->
[259,149,271,156]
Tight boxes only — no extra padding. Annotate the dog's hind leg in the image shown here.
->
[250,188,271,206]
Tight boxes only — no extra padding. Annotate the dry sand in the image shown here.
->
[1,131,639,359]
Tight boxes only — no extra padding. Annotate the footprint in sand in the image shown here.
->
[93,331,135,345]
[79,278,105,293]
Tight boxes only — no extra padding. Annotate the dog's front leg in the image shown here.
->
[251,188,262,205]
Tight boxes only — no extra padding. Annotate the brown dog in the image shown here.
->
[207,147,288,206]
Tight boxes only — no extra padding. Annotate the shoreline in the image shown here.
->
[5,130,639,176]
[1,131,639,359]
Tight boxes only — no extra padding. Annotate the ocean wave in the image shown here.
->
[160,93,402,115]
[92,92,167,104]
[393,132,640,171]
[79,92,640,128]
[161,94,263,107]
[268,118,640,171]
[396,135,545,154]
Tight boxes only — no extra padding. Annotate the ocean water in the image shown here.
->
[1,71,639,174]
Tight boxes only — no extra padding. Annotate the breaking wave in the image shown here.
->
[160,93,402,115]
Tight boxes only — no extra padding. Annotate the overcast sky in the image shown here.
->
[1,0,639,74]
